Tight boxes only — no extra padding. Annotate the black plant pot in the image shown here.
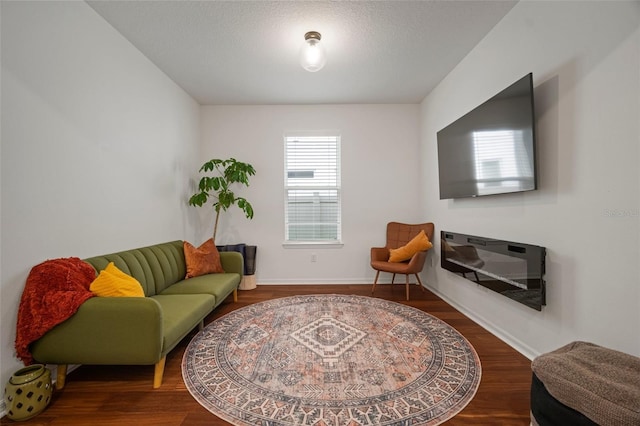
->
[217,244,257,276]
[244,245,257,275]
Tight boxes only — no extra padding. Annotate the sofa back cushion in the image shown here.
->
[84,241,186,296]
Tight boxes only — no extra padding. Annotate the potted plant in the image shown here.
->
[188,158,256,242]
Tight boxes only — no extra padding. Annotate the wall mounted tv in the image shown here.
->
[437,73,538,200]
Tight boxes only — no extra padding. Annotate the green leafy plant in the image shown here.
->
[188,158,256,242]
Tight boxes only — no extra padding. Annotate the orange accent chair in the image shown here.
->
[370,222,435,300]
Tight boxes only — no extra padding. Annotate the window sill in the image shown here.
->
[282,241,344,249]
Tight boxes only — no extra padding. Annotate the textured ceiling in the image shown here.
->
[87,1,517,105]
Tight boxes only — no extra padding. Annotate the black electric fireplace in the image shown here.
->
[441,231,546,310]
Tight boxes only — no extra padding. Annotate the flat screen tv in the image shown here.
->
[437,73,538,200]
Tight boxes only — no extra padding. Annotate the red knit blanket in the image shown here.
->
[15,257,96,365]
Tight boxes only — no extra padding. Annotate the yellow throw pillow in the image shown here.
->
[90,262,145,297]
[184,239,224,279]
[388,230,433,263]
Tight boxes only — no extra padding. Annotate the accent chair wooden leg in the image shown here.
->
[153,356,166,389]
[415,274,425,292]
[56,364,68,390]
[405,274,410,301]
[371,270,380,294]
[198,319,205,331]
[233,288,238,302]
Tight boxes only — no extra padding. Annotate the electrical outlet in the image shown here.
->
[311,253,317,262]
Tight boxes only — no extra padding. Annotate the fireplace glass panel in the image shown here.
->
[441,231,546,310]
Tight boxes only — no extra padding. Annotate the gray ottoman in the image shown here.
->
[531,341,640,426]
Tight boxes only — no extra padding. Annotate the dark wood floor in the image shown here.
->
[2,284,533,425]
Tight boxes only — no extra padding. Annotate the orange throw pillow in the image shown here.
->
[184,239,224,278]
[388,230,433,263]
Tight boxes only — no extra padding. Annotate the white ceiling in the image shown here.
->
[87,1,517,105]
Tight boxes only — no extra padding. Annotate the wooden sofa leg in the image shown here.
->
[371,271,380,294]
[233,288,238,302]
[153,356,166,389]
[56,364,68,390]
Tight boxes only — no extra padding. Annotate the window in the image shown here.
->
[284,134,341,244]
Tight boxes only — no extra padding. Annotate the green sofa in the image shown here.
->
[30,240,242,389]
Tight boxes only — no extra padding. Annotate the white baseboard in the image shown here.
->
[424,284,539,360]
[256,279,405,285]
[257,279,376,285]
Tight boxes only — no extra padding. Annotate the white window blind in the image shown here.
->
[284,134,341,243]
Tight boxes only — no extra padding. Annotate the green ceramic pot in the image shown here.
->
[4,364,52,421]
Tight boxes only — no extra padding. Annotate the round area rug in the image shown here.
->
[182,294,481,425]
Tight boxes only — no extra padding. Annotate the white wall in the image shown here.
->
[421,1,640,358]
[1,1,200,391]
[198,105,422,283]
[3,2,635,403]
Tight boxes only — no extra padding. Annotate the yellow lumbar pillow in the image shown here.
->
[388,230,433,263]
[90,262,145,297]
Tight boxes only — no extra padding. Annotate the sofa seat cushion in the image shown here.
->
[160,273,240,304]
[150,294,214,354]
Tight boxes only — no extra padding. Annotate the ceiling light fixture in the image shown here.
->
[300,31,326,72]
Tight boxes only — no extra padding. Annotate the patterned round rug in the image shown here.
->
[182,294,481,425]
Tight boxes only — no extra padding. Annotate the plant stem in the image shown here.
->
[213,209,220,242]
